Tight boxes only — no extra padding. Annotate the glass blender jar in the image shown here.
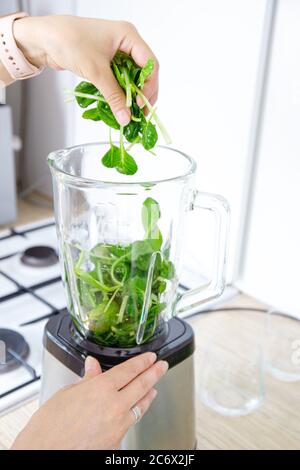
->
[48,142,229,348]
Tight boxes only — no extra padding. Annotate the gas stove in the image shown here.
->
[0,219,66,415]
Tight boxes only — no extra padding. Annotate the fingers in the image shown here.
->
[90,65,131,127]
[104,352,157,390]
[126,388,158,427]
[120,360,168,408]
[82,356,102,381]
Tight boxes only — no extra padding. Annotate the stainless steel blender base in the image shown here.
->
[122,354,196,450]
[40,349,196,450]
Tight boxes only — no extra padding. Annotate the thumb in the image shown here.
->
[83,356,102,381]
[94,66,131,127]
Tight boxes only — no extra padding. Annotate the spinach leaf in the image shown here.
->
[129,64,141,85]
[142,197,162,243]
[139,58,155,89]
[88,301,119,334]
[82,108,101,121]
[75,269,117,293]
[91,243,116,260]
[131,240,156,261]
[142,121,158,150]
[116,148,138,175]
[132,101,145,122]
[114,128,138,175]
[161,259,175,280]
[75,81,101,108]
[113,51,133,69]
[101,145,121,168]
[112,62,126,89]
[97,101,120,129]
[124,121,141,143]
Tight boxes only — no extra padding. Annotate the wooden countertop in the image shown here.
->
[0,194,54,230]
[0,199,299,450]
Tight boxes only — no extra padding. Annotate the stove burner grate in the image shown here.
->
[21,246,59,268]
[0,329,30,373]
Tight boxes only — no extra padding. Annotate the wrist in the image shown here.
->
[13,15,46,68]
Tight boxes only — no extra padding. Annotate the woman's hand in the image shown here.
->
[11,353,168,450]
[13,15,159,125]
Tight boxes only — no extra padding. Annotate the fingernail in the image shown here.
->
[151,389,158,400]
[116,109,131,126]
[148,352,157,363]
[160,360,169,374]
[85,356,95,372]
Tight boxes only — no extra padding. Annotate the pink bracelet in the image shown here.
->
[0,12,43,80]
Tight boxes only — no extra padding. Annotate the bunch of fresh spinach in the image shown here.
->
[71,198,175,347]
[68,52,171,176]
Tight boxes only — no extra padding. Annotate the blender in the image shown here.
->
[40,142,229,450]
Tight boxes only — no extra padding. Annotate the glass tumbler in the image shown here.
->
[197,310,265,416]
[48,142,229,347]
[265,310,300,382]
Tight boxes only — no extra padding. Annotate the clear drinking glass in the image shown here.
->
[265,310,300,382]
[197,310,265,416]
[48,142,229,347]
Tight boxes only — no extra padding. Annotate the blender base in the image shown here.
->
[40,311,196,450]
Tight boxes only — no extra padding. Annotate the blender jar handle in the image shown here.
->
[176,191,230,315]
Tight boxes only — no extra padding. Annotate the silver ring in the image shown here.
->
[131,405,142,424]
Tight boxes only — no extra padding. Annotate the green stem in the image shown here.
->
[75,249,86,271]
[104,287,120,313]
[75,269,118,293]
[133,85,172,145]
[119,126,125,167]
[148,106,157,121]
[117,295,129,324]
[126,136,141,151]
[94,255,115,264]
[122,68,132,108]
[96,261,104,285]
[65,89,106,103]
[109,128,113,147]
[86,289,97,308]
[110,253,128,286]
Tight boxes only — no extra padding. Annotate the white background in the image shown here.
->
[73,0,266,284]
[240,0,300,316]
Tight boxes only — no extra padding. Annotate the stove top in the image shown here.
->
[0,328,30,372]
[0,219,66,415]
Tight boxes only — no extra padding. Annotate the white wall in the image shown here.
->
[73,0,267,281]
[240,0,300,316]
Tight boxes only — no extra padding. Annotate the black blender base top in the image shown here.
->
[43,310,195,377]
